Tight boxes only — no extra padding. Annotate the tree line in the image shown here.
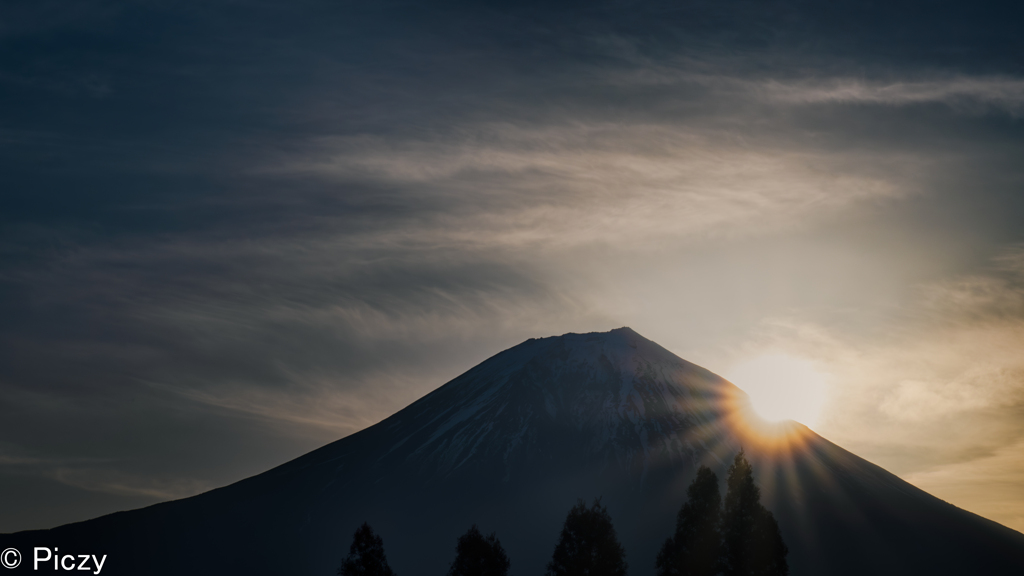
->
[337,451,787,576]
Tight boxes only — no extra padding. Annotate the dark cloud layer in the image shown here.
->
[2,0,1024,532]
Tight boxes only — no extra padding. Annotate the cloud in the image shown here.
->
[904,439,1024,533]
[0,441,210,503]
[274,122,911,248]
[758,76,1024,115]
[49,467,213,502]
[880,368,1022,422]
[603,64,1024,116]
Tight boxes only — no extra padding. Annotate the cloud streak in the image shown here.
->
[275,123,912,248]
[602,58,1024,115]
[759,76,1024,115]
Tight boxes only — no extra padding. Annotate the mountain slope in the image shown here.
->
[4,328,1024,575]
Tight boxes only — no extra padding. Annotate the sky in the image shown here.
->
[2,0,1024,534]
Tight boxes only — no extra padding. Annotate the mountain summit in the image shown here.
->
[4,328,1024,575]
[367,327,731,486]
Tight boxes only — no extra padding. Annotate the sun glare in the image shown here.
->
[725,353,828,427]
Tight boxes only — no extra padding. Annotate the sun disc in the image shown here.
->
[725,353,827,427]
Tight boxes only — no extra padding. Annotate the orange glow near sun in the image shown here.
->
[715,360,822,455]
[721,389,815,454]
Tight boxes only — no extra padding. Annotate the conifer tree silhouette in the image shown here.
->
[546,498,628,576]
[720,451,788,576]
[447,525,510,576]
[337,522,396,576]
[655,465,721,576]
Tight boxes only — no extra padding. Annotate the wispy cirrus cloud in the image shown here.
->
[759,76,1024,115]
[604,62,1024,115]
[274,123,914,247]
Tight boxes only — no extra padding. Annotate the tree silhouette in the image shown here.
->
[655,465,721,576]
[447,525,510,576]
[720,451,788,576]
[546,498,628,576]
[337,522,396,576]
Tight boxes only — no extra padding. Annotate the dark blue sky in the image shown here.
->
[3,0,1024,533]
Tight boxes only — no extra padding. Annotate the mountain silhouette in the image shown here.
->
[3,328,1024,575]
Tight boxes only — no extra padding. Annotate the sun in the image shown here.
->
[724,353,828,427]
